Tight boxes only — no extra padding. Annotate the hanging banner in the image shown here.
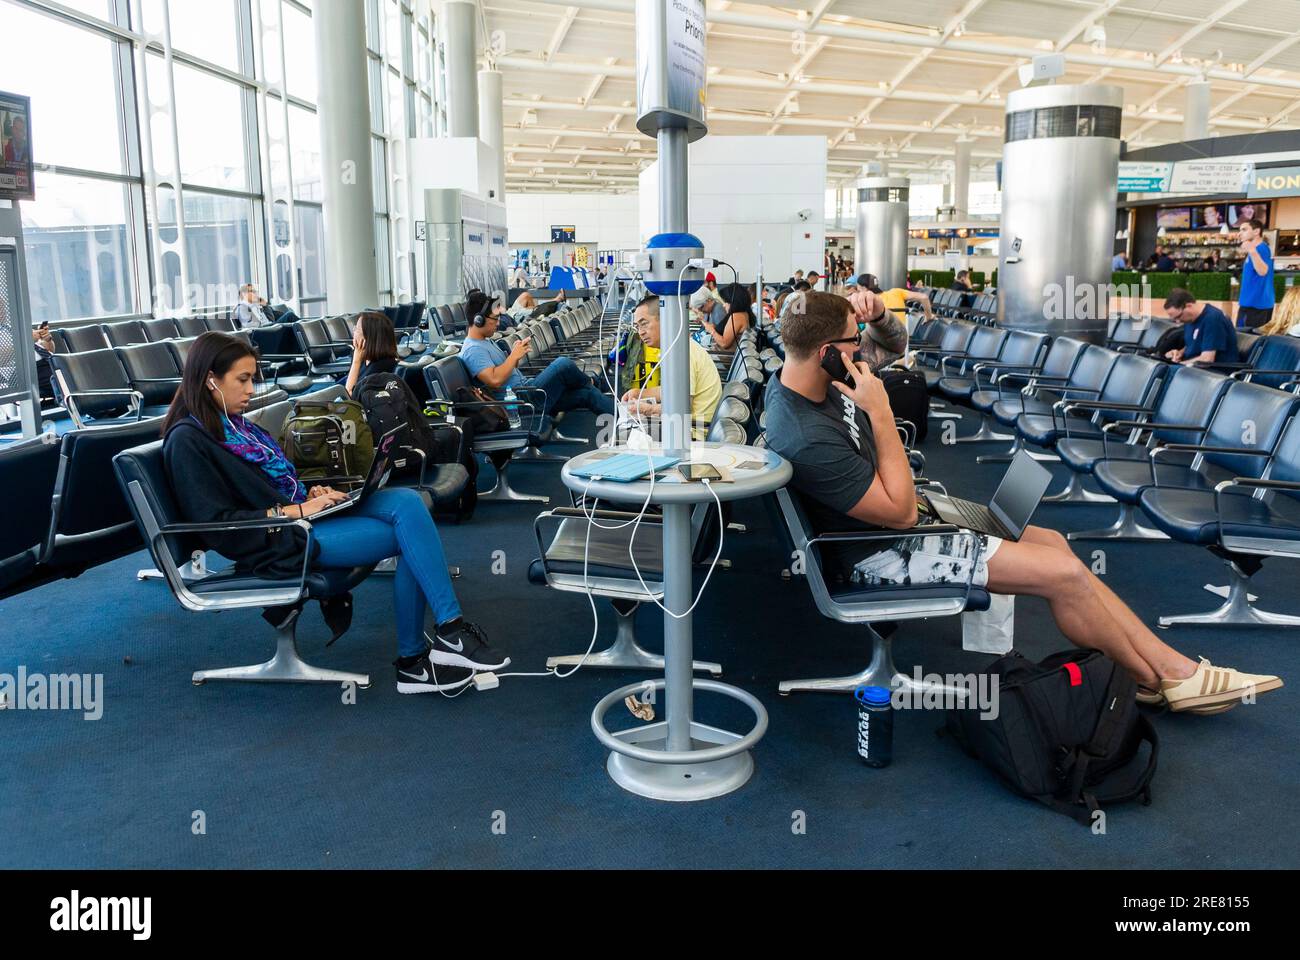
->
[1117,161,1173,193]
[0,90,34,202]
[1248,165,1300,199]
[1168,160,1253,195]
[635,0,707,140]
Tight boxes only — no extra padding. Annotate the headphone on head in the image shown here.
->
[472,311,488,328]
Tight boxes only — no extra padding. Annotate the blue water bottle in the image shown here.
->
[855,685,894,768]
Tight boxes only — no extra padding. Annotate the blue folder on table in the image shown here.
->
[570,453,680,483]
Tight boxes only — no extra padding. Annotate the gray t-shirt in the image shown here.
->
[764,375,878,522]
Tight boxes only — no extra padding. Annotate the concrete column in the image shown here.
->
[313,0,377,311]
[477,68,505,201]
[953,137,973,219]
[1184,80,1211,141]
[443,1,479,139]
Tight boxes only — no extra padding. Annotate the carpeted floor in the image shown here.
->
[1,407,1297,869]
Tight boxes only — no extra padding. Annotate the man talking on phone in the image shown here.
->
[762,291,1281,715]
[458,289,614,417]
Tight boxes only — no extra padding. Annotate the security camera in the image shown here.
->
[797,208,812,222]
[1018,54,1066,87]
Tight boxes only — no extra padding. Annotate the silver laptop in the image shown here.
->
[309,428,400,520]
[922,449,1053,541]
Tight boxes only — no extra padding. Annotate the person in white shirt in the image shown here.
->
[688,271,723,320]
[512,265,528,288]
[232,284,277,329]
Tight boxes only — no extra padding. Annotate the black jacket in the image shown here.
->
[163,419,319,579]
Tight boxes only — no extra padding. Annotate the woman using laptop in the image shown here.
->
[161,332,507,693]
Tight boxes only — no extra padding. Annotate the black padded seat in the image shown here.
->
[103,319,148,347]
[1139,486,1300,545]
[0,437,62,596]
[52,348,147,421]
[1016,413,1104,446]
[174,316,209,338]
[61,324,112,353]
[528,515,664,582]
[830,583,991,611]
[116,342,182,407]
[143,318,180,342]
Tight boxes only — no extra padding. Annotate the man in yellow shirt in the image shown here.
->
[621,294,723,440]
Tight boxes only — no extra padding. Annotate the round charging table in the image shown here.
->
[562,442,792,801]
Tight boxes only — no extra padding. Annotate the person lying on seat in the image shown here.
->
[458,290,614,418]
[161,332,508,694]
[1163,288,1239,366]
[506,289,565,326]
[763,291,1281,715]
[620,294,722,440]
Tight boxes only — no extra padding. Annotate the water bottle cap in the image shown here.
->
[854,685,892,706]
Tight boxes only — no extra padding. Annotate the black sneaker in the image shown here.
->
[429,619,510,670]
[394,650,474,694]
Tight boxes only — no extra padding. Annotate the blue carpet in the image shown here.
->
[1,407,1297,869]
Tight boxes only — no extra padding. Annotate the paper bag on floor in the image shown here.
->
[962,593,1014,654]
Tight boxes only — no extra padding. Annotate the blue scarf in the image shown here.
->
[212,414,307,504]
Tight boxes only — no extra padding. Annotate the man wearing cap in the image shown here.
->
[459,288,614,418]
[689,271,723,321]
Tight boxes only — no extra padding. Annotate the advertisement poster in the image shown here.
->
[636,0,706,128]
[0,91,34,202]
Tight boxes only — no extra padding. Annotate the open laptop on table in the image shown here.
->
[309,427,401,520]
[920,449,1053,541]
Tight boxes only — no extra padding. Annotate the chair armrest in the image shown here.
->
[1232,368,1300,379]
[63,388,144,428]
[1104,420,1205,433]
[151,516,316,610]
[1061,400,1152,414]
[1216,477,1300,493]
[1151,443,1263,487]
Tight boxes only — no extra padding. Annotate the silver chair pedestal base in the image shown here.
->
[977,437,1060,465]
[778,630,964,697]
[1041,472,1115,504]
[550,429,589,444]
[1158,566,1300,628]
[1067,503,1169,541]
[192,614,371,687]
[1204,582,1256,601]
[479,460,549,503]
[545,604,722,675]
[954,414,1015,443]
[513,444,570,463]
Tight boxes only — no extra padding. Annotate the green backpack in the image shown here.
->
[280,397,375,486]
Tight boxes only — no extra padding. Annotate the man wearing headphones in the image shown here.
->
[458,289,614,418]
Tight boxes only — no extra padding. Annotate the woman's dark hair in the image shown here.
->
[355,310,398,363]
[161,331,260,439]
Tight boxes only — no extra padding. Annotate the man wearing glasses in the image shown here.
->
[1162,288,1238,366]
[621,294,722,440]
[762,290,1280,715]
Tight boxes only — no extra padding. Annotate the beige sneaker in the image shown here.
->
[1161,658,1283,713]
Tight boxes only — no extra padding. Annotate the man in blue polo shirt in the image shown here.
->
[1163,288,1238,366]
[1236,217,1275,330]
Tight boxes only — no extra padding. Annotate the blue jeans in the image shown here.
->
[312,487,462,657]
[525,357,614,417]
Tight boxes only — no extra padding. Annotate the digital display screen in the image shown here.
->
[551,225,576,243]
[0,91,34,202]
[1228,202,1268,228]
[1156,207,1190,230]
[1191,204,1227,230]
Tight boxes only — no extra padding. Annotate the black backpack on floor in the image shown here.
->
[880,367,929,443]
[944,649,1158,826]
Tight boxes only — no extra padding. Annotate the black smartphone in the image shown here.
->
[679,462,722,482]
[820,346,852,385]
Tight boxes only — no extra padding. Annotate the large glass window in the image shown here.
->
[281,2,317,103]
[168,0,243,73]
[182,192,255,310]
[0,5,128,174]
[169,61,251,192]
[20,172,139,323]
